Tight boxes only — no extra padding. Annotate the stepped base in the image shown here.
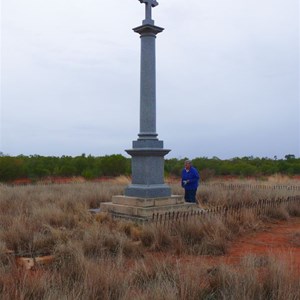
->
[100,195,199,221]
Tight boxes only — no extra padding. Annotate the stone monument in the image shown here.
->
[101,0,197,220]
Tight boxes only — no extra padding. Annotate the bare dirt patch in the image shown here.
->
[228,219,300,263]
[147,218,300,274]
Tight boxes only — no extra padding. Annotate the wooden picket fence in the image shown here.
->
[201,183,300,191]
[152,195,300,226]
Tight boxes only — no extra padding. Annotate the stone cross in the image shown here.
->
[139,0,159,25]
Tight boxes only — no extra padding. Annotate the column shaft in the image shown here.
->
[139,33,157,138]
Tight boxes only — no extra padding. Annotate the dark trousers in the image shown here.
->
[184,189,197,203]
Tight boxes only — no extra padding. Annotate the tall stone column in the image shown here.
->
[124,1,171,198]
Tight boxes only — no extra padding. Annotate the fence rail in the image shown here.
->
[152,195,300,226]
[200,183,300,191]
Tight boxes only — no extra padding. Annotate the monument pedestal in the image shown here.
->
[124,139,171,198]
[100,195,198,221]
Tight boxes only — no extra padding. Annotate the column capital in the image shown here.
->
[133,24,164,36]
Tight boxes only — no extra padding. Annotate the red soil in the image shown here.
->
[150,219,300,274]
[228,219,300,267]
[10,178,33,185]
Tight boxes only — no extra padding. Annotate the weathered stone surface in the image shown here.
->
[111,195,184,207]
[125,183,171,198]
[101,198,198,219]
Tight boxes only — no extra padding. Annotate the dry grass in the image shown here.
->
[263,206,290,221]
[207,253,300,300]
[290,232,300,247]
[0,179,299,299]
[287,202,300,217]
[195,176,300,207]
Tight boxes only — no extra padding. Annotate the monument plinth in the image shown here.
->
[100,0,198,220]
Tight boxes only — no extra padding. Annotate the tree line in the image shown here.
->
[0,154,299,182]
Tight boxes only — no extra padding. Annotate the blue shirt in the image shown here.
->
[181,166,200,190]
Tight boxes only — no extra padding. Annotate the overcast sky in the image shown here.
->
[1,0,299,159]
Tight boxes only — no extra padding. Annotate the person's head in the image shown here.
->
[184,160,191,170]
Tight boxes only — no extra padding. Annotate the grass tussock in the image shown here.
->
[290,232,300,247]
[287,202,300,217]
[263,206,290,221]
[171,218,230,255]
[208,254,300,300]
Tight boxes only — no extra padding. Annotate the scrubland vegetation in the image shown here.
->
[1,154,300,182]
[0,176,300,299]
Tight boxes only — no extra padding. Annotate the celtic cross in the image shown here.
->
[139,0,159,25]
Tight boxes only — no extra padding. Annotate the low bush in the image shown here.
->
[287,203,300,217]
[263,206,290,221]
[290,232,300,247]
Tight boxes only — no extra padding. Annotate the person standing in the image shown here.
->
[181,160,200,203]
